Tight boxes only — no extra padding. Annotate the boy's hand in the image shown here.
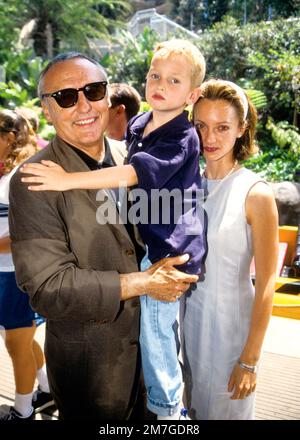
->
[20,160,72,191]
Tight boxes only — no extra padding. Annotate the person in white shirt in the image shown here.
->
[0,109,54,420]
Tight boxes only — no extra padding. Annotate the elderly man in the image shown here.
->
[8,52,197,420]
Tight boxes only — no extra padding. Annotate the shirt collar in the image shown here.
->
[70,138,115,170]
[131,110,191,138]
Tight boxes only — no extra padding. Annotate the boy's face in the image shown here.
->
[146,54,196,115]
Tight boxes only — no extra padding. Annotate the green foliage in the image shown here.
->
[245,119,300,182]
[102,28,160,97]
[246,89,268,110]
[170,0,300,30]
[0,0,132,59]
[0,1,21,63]
[0,81,38,109]
[196,17,300,125]
[139,101,151,113]
[266,119,300,155]
[248,49,300,123]
[0,49,47,110]
[0,47,52,139]
[3,49,46,92]
[38,121,56,141]
[174,0,231,30]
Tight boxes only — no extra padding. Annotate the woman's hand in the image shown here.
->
[228,362,257,400]
[20,160,72,191]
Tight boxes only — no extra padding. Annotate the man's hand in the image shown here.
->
[20,160,72,191]
[120,254,199,302]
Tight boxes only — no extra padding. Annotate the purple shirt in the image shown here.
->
[126,111,207,274]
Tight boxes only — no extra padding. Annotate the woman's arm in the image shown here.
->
[0,236,11,253]
[228,182,278,399]
[20,160,138,191]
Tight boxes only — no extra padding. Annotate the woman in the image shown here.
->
[0,109,54,420]
[180,79,278,420]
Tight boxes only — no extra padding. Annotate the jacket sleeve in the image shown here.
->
[8,169,121,322]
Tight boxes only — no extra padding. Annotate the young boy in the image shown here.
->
[21,39,207,419]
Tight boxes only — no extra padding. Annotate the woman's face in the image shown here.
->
[193,98,244,163]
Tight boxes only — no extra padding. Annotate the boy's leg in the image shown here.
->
[140,292,182,417]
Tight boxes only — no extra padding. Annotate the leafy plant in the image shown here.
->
[0,81,39,108]
[246,89,267,110]
[196,17,300,126]
[245,119,300,182]
[102,28,160,97]
[0,0,132,59]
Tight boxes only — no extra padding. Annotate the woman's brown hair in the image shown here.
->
[0,109,39,174]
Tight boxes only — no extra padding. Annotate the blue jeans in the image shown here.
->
[140,254,182,416]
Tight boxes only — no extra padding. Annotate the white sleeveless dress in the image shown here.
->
[180,167,265,420]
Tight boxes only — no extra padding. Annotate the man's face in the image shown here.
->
[40,58,109,155]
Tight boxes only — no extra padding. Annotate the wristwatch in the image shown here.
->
[238,360,257,374]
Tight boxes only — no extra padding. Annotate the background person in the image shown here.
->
[9,52,198,420]
[180,79,278,420]
[16,107,48,149]
[0,109,53,421]
[106,82,141,141]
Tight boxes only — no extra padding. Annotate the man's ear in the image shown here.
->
[186,87,201,106]
[41,101,52,123]
[116,104,126,115]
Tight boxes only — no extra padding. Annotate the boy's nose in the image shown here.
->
[157,82,165,90]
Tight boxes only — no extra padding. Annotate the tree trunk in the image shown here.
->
[32,16,49,58]
[293,105,298,128]
[45,23,53,59]
[51,22,60,56]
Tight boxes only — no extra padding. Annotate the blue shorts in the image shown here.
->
[0,271,45,330]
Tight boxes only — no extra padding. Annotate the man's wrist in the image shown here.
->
[120,272,145,301]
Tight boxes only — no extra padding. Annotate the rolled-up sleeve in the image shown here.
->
[9,170,121,322]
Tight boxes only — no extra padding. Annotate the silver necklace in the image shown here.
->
[203,160,239,201]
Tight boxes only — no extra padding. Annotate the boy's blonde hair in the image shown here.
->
[153,39,206,89]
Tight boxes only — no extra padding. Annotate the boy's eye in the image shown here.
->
[169,78,180,84]
[149,73,160,80]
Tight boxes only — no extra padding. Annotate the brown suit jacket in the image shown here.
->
[9,136,143,420]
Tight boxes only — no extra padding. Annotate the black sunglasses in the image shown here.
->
[41,81,108,108]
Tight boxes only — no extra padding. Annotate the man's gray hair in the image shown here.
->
[37,52,108,99]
